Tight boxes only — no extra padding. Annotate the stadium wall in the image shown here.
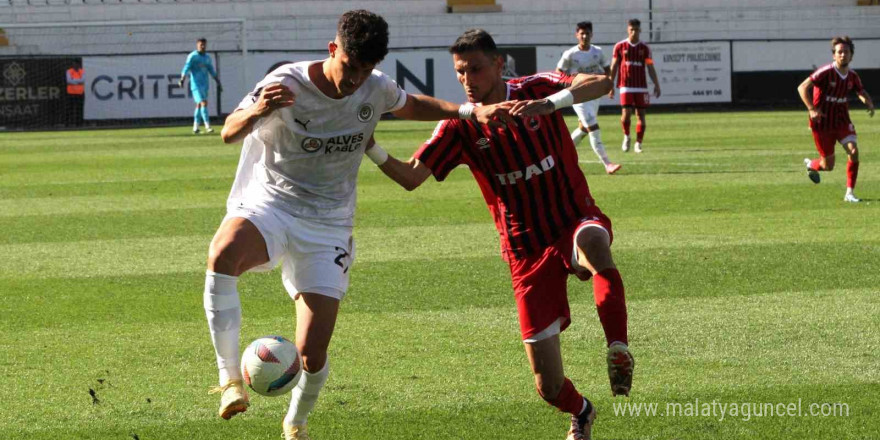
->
[1,2,880,55]
[2,38,878,129]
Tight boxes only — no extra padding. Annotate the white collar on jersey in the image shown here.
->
[831,62,849,80]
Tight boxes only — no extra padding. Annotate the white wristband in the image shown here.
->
[365,144,389,166]
[458,103,475,120]
[547,89,574,110]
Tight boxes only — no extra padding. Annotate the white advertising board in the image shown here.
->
[732,40,880,72]
[85,50,466,119]
[219,50,465,111]
[539,41,732,105]
[84,54,219,120]
[84,43,738,120]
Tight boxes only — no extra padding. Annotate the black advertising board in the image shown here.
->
[0,57,80,129]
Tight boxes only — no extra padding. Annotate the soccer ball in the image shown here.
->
[240,336,302,397]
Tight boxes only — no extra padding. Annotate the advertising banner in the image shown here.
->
[0,58,77,128]
[539,41,732,105]
[652,41,731,103]
[84,54,217,120]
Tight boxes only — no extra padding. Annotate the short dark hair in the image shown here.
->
[628,18,641,28]
[449,28,498,57]
[831,35,854,54]
[197,38,207,44]
[576,21,592,32]
[337,10,389,65]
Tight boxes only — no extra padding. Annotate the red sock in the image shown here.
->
[636,122,645,143]
[810,159,822,171]
[593,268,628,346]
[847,160,859,189]
[541,378,585,415]
[622,120,631,136]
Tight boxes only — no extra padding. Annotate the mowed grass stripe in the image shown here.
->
[4,177,876,245]
[2,236,878,331]
[0,155,236,185]
[2,197,874,254]
[0,192,226,217]
[0,176,231,199]
[3,288,876,439]
[2,217,878,279]
[0,223,502,279]
[0,163,235,186]
[0,145,239,167]
[0,127,223,154]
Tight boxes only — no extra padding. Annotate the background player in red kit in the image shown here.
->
[363,29,632,440]
[608,19,661,154]
[797,35,874,203]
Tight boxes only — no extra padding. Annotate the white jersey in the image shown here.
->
[229,60,407,226]
[557,44,607,75]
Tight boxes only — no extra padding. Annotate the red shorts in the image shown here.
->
[507,207,613,340]
[620,92,649,108]
[811,124,857,157]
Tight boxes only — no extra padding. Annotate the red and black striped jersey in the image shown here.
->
[612,39,652,92]
[809,63,864,130]
[415,72,598,261]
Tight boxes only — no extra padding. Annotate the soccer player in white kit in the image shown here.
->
[205,10,505,440]
[557,21,621,175]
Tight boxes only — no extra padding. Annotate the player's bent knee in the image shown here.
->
[848,147,859,161]
[207,244,247,276]
[576,226,614,274]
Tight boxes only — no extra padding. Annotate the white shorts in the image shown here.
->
[573,99,600,127]
[224,201,355,300]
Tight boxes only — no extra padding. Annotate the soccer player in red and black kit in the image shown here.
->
[361,29,632,440]
[797,36,874,203]
[608,18,661,153]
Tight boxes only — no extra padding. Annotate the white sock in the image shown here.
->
[588,130,610,165]
[846,187,854,196]
[285,361,330,426]
[204,271,242,385]
[571,128,587,146]
[193,121,199,131]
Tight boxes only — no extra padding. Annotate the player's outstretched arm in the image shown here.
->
[569,73,613,104]
[364,137,431,191]
[857,91,874,117]
[509,73,611,118]
[797,77,823,121]
[392,94,516,127]
[221,83,295,144]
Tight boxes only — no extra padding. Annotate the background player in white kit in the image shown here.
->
[557,21,621,175]
[205,10,505,440]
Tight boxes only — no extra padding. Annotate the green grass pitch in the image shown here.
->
[1,110,878,439]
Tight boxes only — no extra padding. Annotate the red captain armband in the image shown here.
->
[645,58,654,65]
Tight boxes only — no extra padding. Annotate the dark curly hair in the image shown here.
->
[337,10,389,65]
[831,35,854,55]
